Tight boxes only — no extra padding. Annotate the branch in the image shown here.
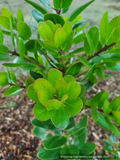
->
[87,42,116,61]
[8,50,46,69]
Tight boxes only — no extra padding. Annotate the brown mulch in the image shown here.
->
[0,70,120,159]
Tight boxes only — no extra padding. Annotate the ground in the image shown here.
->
[0,70,120,160]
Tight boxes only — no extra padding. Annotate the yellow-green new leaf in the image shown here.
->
[1,8,13,19]
[46,100,65,110]
[38,90,52,106]
[17,22,32,40]
[10,19,15,48]
[34,102,55,121]
[54,28,66,49]
[27,84,39,102]
[0,16,10,30]
[38,22,54,42]
[0,72,8,86]
[113,26,120,42]
[63,21,72,38]
[17,9,24,22]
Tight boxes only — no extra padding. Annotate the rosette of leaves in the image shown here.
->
[38,20,74,58]
[27,68,83,129]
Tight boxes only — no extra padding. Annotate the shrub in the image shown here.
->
[0,0,120,159]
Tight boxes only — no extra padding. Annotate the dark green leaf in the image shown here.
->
[30,70,43,80]
[33,127,51,140]
[68,0,94,22]
[110,133,116,143]
[44,13,65,26]
[70,47,84,55]
[66,62,82,76]
[65,117,75,130]
[2,63,24,67]
[61,145,79,155]
[25,0,48,14]
[0,53,9,61]
[39,0,51,8]
[44,135,67,150]
[80,143,96,155]
[53,0,73,9]
[37,147,60,159]
[25,39,41,53]
[32,10,43,23]
[72,19,88,30]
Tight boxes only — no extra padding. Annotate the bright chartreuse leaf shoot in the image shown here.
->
[27,68,83,129]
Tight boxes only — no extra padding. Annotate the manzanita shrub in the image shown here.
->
[0,0,120,159]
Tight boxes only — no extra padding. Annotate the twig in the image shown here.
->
[8,50,46,69]
[87,42,116,61]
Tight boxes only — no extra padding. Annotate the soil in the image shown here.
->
[0,70,120,160]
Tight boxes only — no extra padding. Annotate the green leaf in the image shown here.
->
[38,22,54,42]
[66,115,88,137]
[0,16,10,30]
[38,89,52,106]
[44,135,67,150]
[25,40,41,53]
[19,39,26,60]
[63,31,74,52]
[100,11,109,45]
[53,0,73,9]
[105,116,120,138]
[52,108,69,129]
[48,69,63,86]
[79,84,85,97]
[45,20,55,33]
[80,143,96,155]
[39,0,51,8]
[66,81,81,103]
[88,26,99,50]
[32,10,43,23]
[30,70,43,80]
[0,44,8,56]
[0,72,8,86]
[78,56,91,68]
[0,27,3,44]
[73,128,87,149]
[10,19,15,48]
[104,100,110,115]
[91,106,98,121]
[68,0,94,22]
[25,0,48,14]
[17,22,31,40]
[94,112,111,131]
[84,31,94,56]
[64,98,83,116]
[113,26,120,42]
[2,63,24,67]
[107,63,120,72]
[54,28,66,49]
[46,100,65,111]
[32,119,56,130]
[54,24,62,33]
[64,75,75,83]
[44,13,65,26]
[3,85,23,97]
[33,127,51,140]
[66,62,82,76]
[44,40,58,50]
[101,53,120,62]
[1,8,13,19]
[63,21,72,38]
[70,47,84,55]
[73,33,85,44]
[33,102,55,121]
[55,79,67,99]
[34,78,54,94]
[25,77,34,88]
[61,7,69,14]
[84,80,94,92]
[37,147,60,159]
[11,68,17,84]
[110,96,120,111]
[27,84,39,102]
[110,133,116,143]
[112,111,120,126]
[61,145,79,155]
[80,65,95,82]
[98,92,109,109]
[72,19,88,30]
[17,9,24,22]
[65,117,75,130]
